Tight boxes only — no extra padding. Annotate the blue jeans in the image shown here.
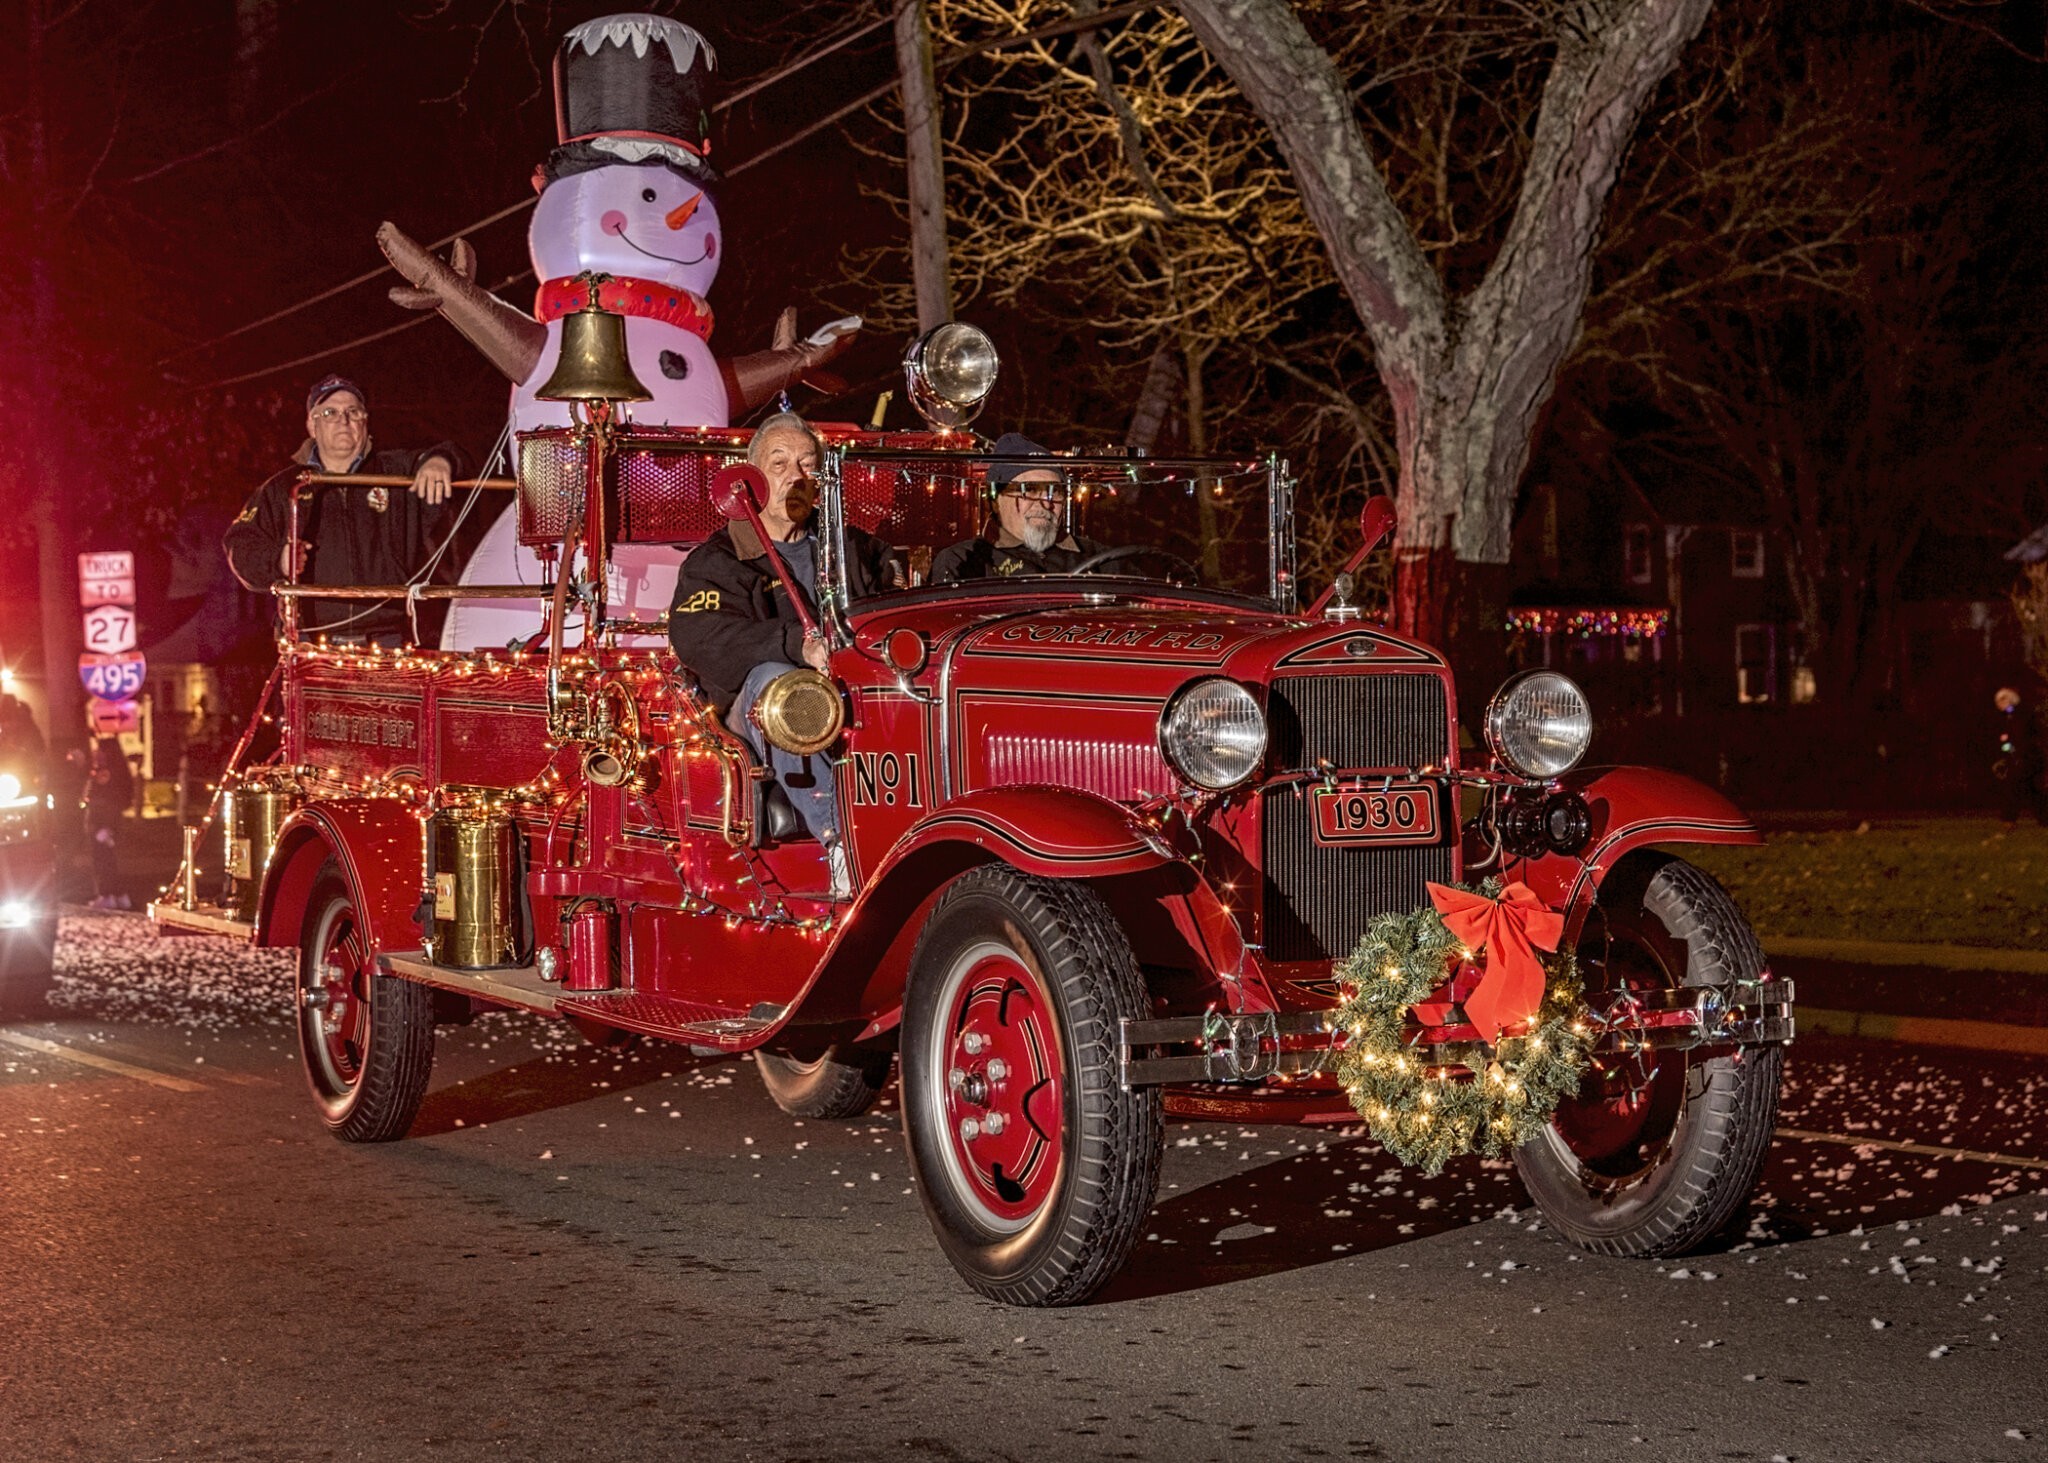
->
[728,661,839,845]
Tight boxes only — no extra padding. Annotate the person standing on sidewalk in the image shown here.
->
[1994,687,2045,826]
[84,736,134,910]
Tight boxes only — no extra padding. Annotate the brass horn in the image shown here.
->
[751,669,844,756]
[537,281,653,405]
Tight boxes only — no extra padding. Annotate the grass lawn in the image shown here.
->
[1683,818,2048,951]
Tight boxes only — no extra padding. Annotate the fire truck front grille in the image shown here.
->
[1266,672,1449,771]
[1260,797,1455,962]
[1259,672,1455,963]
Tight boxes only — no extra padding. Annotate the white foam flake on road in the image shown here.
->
[48,915,292,1030]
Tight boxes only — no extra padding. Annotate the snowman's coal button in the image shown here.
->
[660,350,690,380]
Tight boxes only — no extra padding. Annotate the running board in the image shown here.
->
[148,900,257,942]
[380,951,559,1014]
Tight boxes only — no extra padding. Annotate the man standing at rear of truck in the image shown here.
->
[224,374,466,646]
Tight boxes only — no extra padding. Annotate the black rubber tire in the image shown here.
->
[756,1046,893,1119]
[296,865,435,1143]
[1515,855,1783,1257]
[0,921,57,1022]
[901,865,1162,1307]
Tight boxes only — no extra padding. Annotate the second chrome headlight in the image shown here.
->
[1159,679,1267,790]
[1484,670,1593,779]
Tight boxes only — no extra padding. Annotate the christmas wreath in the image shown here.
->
[1331,879,1591,1175]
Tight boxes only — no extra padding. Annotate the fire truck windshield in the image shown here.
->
[829,449,1289,604]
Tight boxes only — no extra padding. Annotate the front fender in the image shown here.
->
[779,787,1184,1042]
[1507,766,1760,936]
[258,799,426,957]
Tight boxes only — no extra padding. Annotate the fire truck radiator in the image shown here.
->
[1265,673,1448,770]
[1260,673,1454,962]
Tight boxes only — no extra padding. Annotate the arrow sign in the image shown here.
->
[87,698,141,735]
[79,652,146,702]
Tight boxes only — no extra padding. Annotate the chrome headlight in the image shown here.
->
[1159,679,1267,790]
[1485,671,1593,779]
[902,323,999,429]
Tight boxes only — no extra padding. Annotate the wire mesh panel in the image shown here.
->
[839,456,987,551]
[514,426,749,548]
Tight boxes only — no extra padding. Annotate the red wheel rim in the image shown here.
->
[1548,924,1687,1181]
[305,901,371,1096]
[930,947,1065,1229]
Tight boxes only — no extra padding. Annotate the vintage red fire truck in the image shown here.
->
[154,319,1793,1307]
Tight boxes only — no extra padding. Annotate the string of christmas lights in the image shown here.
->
[1504,606,1670,639]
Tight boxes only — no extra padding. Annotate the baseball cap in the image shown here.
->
[987,433,1052,488]
[307,374,367,414]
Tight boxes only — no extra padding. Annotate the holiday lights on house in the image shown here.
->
[1504,606,1670,639]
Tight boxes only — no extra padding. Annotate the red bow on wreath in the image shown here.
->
[1425,881,1565,1043]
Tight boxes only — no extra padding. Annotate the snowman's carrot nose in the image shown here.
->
[665,193,703,230]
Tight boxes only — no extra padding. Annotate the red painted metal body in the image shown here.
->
[208,424,1757,1125]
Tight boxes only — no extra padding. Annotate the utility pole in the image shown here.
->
[26,0,82,750]
[893,0,953,333]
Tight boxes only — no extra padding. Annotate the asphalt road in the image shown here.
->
[2,914,2044,1463]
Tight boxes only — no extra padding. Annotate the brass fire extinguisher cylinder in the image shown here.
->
[223,782,298,919]
[425,807,520,969]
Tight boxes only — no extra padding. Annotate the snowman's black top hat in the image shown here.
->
[550,14,718,186]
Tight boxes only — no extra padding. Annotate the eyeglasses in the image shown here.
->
[999,482,1066,502]
[313,406,368,423]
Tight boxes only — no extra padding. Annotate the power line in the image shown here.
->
[158,11,897,373]
[172,2,1161,391]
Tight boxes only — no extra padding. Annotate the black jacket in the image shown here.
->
[928,528,1105,583]
[669,521,897,712]
[223,442,462,640]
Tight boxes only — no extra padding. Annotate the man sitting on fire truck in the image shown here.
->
[668,412,899,894]
[928,433,1105,583]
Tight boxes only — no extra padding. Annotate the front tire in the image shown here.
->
[756,1046,893,1119]
[1515,855,1782,1256]
[296,864,434,1142]
[901,866,1162,1307]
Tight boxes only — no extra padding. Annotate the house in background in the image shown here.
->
[1508,445,2021,807]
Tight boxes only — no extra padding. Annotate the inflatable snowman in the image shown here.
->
[378,13,855,650]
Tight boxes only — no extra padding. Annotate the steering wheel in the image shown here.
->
[1068,544,1203,584]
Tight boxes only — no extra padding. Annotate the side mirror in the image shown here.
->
[711,462,766,520]
[1359,495,1396,555]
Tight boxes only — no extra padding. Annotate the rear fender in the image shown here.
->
[258,800,426,958]
[780,788,1267,1048]
[1506,766,1759,938]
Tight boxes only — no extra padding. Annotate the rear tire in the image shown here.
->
[296,864,434,1143]
[1515,856,1782,1256]
[901,865,1161,1306]
[756,1046,893,1119]
[0,920,57,1022]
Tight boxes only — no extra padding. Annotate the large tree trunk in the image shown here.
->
[1174,0,1716,648]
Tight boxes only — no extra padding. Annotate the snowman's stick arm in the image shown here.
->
[721,308,860,415]
[377,221,547,385]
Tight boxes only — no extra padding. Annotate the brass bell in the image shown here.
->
[537,282,653,404]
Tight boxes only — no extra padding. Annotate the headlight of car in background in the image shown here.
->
[0,899,35,930]
[902,323,999,430]
[1484,671,1593,779]
[1158,679,1267,791]
[0,773,35,809]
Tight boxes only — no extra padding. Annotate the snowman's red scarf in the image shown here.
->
[536,275,715,343]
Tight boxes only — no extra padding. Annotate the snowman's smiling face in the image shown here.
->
[532,163,722,294]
